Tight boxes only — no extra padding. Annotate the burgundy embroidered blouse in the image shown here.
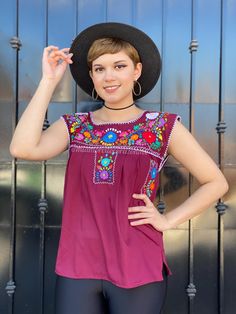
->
[55,110,179,288]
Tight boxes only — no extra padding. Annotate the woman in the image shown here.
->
[10,22,228,314]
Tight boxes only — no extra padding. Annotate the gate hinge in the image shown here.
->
[189,39,198,53]
[9,36,22,50]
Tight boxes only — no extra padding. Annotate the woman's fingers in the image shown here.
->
[44,45,59,54]
[128,193,161,227]
[61,47,70,53]
[43,46,59,59]
[128,206,148,212]
[128,194,155,214]
[130,218,150,226]
[132,193,153,206]
[128,212,152,219]
[42,46,72,82]
[128,204,156,219]
[45,45,59,50]
[127,193,172,231]
[44,46,73,65]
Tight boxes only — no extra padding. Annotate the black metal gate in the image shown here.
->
[0,0,235,313]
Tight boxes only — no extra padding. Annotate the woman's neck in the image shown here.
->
[103,102,135,111]
[92,104,144,124]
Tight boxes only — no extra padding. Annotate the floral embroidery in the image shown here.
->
[142,131,156,144]
[64,112,169,157]
[100,128,121,145]
[146,112,159,120]
[63,111,178,188]
[63,113,88,139]
[93,151,117,184]
[142,160,159,197]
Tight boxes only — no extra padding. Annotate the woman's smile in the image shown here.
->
[103,84,121,93]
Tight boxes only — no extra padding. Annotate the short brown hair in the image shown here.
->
[87,37,140,69]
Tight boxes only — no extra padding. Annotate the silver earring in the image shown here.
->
[92,88,99,101]
[133,80,142,97]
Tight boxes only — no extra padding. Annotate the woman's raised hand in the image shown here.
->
[42,46,73,84]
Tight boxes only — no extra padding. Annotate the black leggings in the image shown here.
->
[55,274,167,314]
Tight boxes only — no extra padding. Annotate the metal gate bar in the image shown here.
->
[38,1,49,313]
[216,0,228,313]
[5,0,20,313]
[186,0,198,312]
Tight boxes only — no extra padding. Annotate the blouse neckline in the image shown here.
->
[88,110,147,126]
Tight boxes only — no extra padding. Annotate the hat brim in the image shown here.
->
[69,22,161,100]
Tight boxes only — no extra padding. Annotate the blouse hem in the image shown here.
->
[55,269,171,289]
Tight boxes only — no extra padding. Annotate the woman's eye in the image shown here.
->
[115,64,126,69]
[94,67,104,72]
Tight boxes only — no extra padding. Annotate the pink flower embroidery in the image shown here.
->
[135,139,143,145]
[148,120,155,128]
[76,133,84,140]
[94,130,103,137]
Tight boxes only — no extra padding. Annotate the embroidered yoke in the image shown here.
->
[55,110,179,288]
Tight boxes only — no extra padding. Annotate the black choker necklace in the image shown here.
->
[103,103,135,111]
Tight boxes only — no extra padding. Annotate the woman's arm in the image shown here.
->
[10,46,73,161]
[163,121,228,228]
[128,121,229,231]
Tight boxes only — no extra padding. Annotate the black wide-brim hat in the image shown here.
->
[69,22,161,100]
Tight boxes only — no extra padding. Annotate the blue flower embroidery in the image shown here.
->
[101,158,111,167]
[102,131,118,143]
[150,167,157,179]
[142,160,159,197]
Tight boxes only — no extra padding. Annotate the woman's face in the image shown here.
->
[90,50,142,105]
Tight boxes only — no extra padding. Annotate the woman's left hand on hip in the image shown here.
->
[128,193,171,232]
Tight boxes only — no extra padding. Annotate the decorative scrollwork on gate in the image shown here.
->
[186,282,197,298]
[9,36,22,50]
[216,201,227,215]
[5,280,16,297]
[189,39,199,53]
[216,121,227,134]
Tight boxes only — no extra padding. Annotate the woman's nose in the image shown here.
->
[104,68,115,81]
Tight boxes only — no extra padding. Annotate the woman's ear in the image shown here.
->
[89,70,93,79]
[134,62,142,81]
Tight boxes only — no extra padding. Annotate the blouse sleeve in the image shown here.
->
[158,113,181,171]
[60,113,88,146]
[60,114,71,145]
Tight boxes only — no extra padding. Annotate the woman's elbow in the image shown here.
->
[217,174,229,198]
[9,142,19,158]
[221,177,229,196]
[9,142,29,159]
